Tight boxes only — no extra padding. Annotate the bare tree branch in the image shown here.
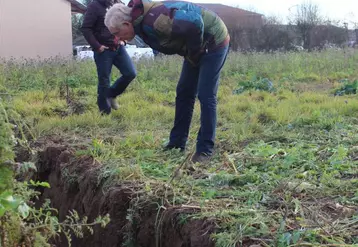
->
[288,1,322,50]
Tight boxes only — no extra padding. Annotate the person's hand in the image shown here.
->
[186,49,205,67]
[98,45,109,53]
[119,40,126,46]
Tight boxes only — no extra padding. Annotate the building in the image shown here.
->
[162,1,264,51]
[195,3,264,29]
[162,1,264,29]
[0,0,86,61]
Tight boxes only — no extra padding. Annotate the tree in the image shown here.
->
[82,0,92,6]
[288,1,322,50]
[257,16,288,51]
[345,12,358,29]
[72,14,84,41]
[71,0,91,42]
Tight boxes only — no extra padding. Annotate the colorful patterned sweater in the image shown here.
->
[128,0,230,59]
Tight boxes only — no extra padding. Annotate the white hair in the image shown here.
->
[105,3,133,30]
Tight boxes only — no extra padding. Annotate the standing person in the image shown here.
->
[81,0,137,115]
[104,0,230,163]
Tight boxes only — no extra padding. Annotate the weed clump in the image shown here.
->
[233,77,275,94]
[334,79,358,96]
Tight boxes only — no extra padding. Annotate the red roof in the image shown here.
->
[163,1,264,28]
[197,3,262,17]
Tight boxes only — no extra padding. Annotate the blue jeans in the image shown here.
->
[93,45,136,114]
[169,45,229,155]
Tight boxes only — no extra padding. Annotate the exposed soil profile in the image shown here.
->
[34,144,216,247]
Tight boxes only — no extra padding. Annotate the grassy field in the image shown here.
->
[1,49,358,246]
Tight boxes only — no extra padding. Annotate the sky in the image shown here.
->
[120,0,358,28]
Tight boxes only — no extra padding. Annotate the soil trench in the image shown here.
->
[33,144,215,247]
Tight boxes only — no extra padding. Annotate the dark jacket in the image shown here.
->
[80,0,121,51]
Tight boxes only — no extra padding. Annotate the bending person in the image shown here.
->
[105,0,230,163]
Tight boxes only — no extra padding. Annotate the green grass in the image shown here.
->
[1,49,358,246]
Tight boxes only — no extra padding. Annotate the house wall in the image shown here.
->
[195,3,264,29]
[0,0,73,61]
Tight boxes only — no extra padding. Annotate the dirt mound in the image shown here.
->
[34,145,215,247]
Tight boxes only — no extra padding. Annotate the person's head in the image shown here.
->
[105,3,135,41]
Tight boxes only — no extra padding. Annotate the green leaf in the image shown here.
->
[278,232,291,247]
[292,230,301,244]
[18,203,30,219]
[30,180,51,188]
[292,198,301,215]
[0,190,12,199]
[0,195,22,210]
[0,204,6,217]
[36,182,51,188]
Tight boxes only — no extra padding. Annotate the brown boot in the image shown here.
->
[191,152,211,163]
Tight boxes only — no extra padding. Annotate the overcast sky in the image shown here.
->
[120,0,358,28]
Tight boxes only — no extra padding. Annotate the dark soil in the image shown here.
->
[33,144,216,247]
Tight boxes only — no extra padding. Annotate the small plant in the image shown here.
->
[334,79,358,96]
[0,102,110,246]
[233,77,275,94]
[25,202,110,247]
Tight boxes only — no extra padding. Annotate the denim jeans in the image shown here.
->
[93,45,136,114]
[169,45,229,155]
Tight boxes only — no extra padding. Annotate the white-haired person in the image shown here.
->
[81,0,137,115]
[105,0,230,163]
